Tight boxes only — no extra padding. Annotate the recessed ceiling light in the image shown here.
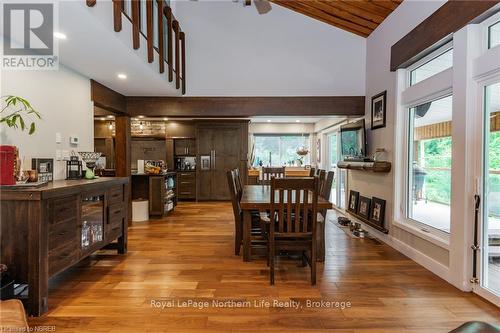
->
[296,120,301,123]
[163,117,168,121]
[107,115,114,119]
[117,73,127,80]
[54,32,67,40]
[138,115,144,119]
[100,117,106,121]
[267,120,271,122]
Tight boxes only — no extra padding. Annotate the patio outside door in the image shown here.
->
[327,132,346,209]
[475,80,500,307]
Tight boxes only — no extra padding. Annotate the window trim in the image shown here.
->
[482,11,500,50]
[406,41,453,87]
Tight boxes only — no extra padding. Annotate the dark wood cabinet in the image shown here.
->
[131,172,177,216]
[0,177,129,316]
[174,138,196,156]
[196,122,248,200]
[177,171,196,199]
[165,121,195,138]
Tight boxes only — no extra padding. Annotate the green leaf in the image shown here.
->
[29,122,36,135]
[19,116,25,130]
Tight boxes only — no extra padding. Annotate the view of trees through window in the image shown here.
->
[420,137,452,205]
[253,135,309,166]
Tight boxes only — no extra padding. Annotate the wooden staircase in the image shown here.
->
[87,0,186,94]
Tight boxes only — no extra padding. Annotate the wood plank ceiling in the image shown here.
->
[271,0,403,37]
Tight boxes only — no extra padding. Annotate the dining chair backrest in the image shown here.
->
[317,170,326,194]
[233,168,243,200]
[269,177,319,236]
[321,171,334,199]
[262,167,285,184]
[227,170,241,221]
[309,168,316,177]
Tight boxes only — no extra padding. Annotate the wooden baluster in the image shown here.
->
[131,0,140,49]
[173,20,180,90]
[86,0,96,7]
[180,31,186,95]
[157,0,165,73]
[146,0,154,63]
[112,0,123,32]
[164,6,173,82]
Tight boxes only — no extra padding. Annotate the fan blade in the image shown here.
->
[254,0,271,14]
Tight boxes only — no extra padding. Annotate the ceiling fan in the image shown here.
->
[240,0,272,15]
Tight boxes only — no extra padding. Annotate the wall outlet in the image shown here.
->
[62,150,70,160]
[69,136,79,145]
[55,132,62,144]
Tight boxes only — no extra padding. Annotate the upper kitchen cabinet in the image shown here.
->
[165,121,195,138]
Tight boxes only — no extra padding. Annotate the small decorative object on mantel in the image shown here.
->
[370,197,386,228]
[348,190,359,214]
[338,216,351,226]
[371,90,387,130]
[358,196,371,219]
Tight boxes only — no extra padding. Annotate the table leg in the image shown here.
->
[243,210,251,262]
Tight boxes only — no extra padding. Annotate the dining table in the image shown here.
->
[239,185,333,262]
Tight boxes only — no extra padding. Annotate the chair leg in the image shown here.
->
[317,220,325,262]
[235,219,242,256]
[269,241,275,285]
[301,251,307,267]
[310,249,317,286]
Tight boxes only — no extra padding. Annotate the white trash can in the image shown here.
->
[132,199,149,222]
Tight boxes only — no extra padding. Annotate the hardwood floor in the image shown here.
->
[29,202,499,332]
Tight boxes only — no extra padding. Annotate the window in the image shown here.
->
[488,20,500,49]
[253,135,309,166]
[410,47,453,86]
[407,95,453,233]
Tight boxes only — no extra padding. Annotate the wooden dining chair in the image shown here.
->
[317,171,334,262]
[227,170,266,256]
[264,176,319,285]
[261,167,285,185]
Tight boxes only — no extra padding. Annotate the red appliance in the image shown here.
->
[0,145,16,185]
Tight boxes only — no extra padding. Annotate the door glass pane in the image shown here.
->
[329,133,338,205]
[338,169,346,209]
[408,96,453,232]
[482,81,500,296]
[489,20,500,49]
[410,48,453,86]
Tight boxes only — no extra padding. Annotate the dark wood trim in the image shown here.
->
[173,20,180,90]
[112,0,123,32]
[131,0,140,49]
[390,1,499,71]
[125,96,365,117]
[165,6,173,82]
[86,0,96,7]
[90,80,126,114]
[157,0,165,73]
[146,0,154,63]
[180,31,186,95]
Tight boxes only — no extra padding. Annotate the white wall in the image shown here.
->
[347,1,451,272]
[0,65,94,180]
[173,1,366,96]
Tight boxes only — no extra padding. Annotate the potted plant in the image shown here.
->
[0,96,41,185]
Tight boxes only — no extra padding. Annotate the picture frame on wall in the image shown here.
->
[348,190,359,214]
[371,90,387,130]
[370,197,386,227]
[358,196,371,219]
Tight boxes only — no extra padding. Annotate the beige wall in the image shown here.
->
[348,0,450,267]
[0,65,94,180]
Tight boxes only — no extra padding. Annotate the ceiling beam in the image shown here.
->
[125,96,366,118]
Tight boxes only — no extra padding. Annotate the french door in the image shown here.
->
[474,79,500,306]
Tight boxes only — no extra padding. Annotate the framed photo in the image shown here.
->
[370,197,386,227]
[347,190,359,214]
[358,196,371,219]
[371,91,387,130]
